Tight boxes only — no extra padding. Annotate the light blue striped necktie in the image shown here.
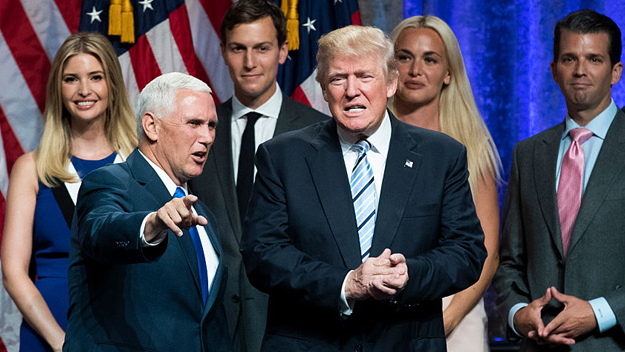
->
[350,140,377,262]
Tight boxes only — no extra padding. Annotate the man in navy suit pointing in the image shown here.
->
[65,72,232,352]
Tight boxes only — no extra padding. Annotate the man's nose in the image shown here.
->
[345,76,360,97]
[244,50,256,69]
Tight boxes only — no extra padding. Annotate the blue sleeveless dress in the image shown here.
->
[19,153,117,352]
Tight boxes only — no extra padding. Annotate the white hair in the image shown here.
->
[136,72,212,138]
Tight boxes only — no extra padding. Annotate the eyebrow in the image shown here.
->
[227,41,274,47]
[63,70,105,75]
[396,48,443,58]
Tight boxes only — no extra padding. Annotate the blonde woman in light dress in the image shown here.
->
[390,15,502,352]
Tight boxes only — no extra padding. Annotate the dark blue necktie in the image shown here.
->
[173,187,208,304]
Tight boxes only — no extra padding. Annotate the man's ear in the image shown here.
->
[142,112,159,142]
[550,61,558,83]
[278,40,289,65]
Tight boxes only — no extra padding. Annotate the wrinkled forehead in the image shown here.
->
[325,52,386,75]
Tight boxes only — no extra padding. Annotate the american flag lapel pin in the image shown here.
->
[404,160,413,168]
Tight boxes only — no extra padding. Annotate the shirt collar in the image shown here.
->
[231,83,282,121]
[138,150,187,197]
[337,110,392,157]
[563,98,617,141]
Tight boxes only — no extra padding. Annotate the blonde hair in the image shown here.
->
[316,25,398,86]
[390,16,502,193]
[36,32,137,187]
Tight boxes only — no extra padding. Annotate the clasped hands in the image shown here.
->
[514,286,597,347]
[144,195,207,242]
[345,248,409,301]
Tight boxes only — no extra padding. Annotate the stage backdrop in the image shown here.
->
[395,0,625,347]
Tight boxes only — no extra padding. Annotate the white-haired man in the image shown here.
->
[65,72,233,352]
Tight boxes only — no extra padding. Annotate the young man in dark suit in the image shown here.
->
[494,9,625,351]
[188,2,327,352]
[241,25,486,352]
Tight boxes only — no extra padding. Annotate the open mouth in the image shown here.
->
[75,100,96,108]
[192,151,207,163]
[345,105,366,113]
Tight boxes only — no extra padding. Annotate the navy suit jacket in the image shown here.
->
[241,114,486,352]
[65,149,232,352]
[188,96,328,352]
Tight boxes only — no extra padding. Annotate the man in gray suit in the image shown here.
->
[494,9,625,351]
[188,1,327,352]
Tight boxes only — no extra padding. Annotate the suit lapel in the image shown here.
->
[372,116,422,254]
[214,100,243,239]
[127,150,172,203]
[195,201,224,313]
[568,111,625,254]
[533,124,565,257]
[273,96,297,136]
[306,119,362,269]
[128,150,206,305]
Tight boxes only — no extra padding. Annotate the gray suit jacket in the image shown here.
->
[188,95,328,352]
[494,109,625,351]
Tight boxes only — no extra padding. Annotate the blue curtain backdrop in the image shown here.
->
[397,0,625,345]
[402,0,625,193]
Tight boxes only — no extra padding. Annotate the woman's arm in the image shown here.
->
[1,152,65,352]
[443,173,500,336]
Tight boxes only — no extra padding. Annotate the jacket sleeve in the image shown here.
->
[72,166,167,265]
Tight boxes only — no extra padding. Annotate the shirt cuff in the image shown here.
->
[339,270,355,316]
[509,303,529,337]
[140,212,165,247]
[589,297,617,333]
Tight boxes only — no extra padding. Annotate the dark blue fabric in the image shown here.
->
[173,187,208,304]
[20,153,116,352]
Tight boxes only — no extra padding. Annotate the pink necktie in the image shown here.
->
[557,127,593,256]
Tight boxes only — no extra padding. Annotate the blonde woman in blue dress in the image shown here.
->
[1,32,136,352]
[390,15,502,352]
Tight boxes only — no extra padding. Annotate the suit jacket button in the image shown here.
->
[231,294,241,303]
[354,345,362,352]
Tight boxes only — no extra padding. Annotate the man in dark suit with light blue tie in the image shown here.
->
[64,73,232,352]
[188,2,327,351]
[241,25,486,351]
[494,9,625,351]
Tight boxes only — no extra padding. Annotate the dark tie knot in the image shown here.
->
[245,112,263,126]
[173,187,185,199]
[569,128,593,145]
[353,140,371,155]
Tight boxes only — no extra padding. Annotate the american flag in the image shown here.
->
[0,0,360,350]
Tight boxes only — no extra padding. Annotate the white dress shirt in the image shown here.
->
[138,151,219,292]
